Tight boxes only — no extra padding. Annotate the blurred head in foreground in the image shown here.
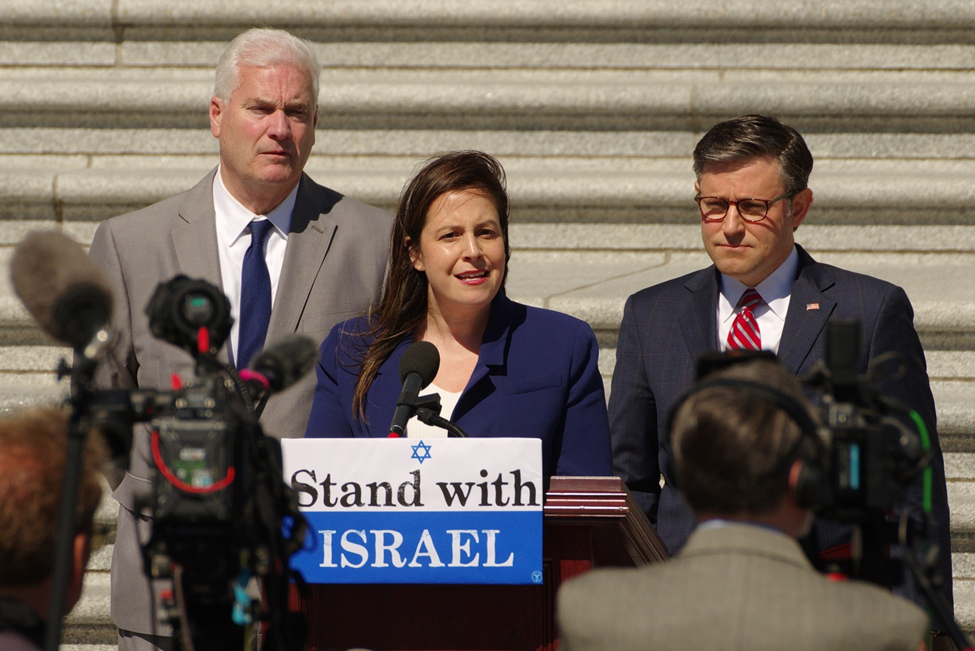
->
[671,357,821,538]
[0,407,106,621]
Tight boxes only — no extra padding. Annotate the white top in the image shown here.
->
[213,166,297,364]
[407,384,463,439]
[718,246,799,354]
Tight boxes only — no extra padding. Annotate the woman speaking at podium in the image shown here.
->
[304,151,611,478]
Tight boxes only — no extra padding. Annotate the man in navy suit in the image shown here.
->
[609,114,951,609]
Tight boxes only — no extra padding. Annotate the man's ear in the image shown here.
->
[787,459,804,493]
[65,531,93,613]
[790,188,813,231]
[209,97,223,138]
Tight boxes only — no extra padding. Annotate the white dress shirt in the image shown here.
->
[717,246,799,354]
[212,167,297,364]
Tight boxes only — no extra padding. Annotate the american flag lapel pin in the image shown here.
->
[806,303,820,311]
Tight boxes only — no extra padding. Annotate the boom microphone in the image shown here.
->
[10,230,113,351]
[388,341,440,437]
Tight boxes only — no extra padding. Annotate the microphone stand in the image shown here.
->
[413,394,469,438]
[45,351,100,651]
[390,393,470,439]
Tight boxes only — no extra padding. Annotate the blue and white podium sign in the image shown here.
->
[282,438,543,585]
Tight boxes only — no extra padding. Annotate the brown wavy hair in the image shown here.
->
[0,406,106,586]
[351,151,511,419]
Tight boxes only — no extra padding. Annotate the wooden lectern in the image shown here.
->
[291,476,667,651]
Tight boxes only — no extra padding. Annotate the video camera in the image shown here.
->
[806,321,929,522]
[696,320,957,643]
[809,322,961,643]
[696,321,929,524]
[9,231,313,651]
[85,276,311,651]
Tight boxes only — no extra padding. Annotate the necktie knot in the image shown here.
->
[739,288,763,310]
[727,288,763,351]
[249,219,274,247]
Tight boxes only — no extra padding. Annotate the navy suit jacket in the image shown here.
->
[305,293,613,479]
[609,245,951,601]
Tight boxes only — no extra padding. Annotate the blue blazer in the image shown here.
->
[306,293,613,479]
[609,245,951,604]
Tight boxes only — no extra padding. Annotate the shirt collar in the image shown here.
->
[212,165,297,244]
[696,518,789,537]
[719,245,798,321]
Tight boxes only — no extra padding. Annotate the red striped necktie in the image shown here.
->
[727,288,763,351]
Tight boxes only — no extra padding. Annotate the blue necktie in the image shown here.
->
[237,219,274,369]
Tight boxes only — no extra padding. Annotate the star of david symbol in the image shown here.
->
[411,440,433,464]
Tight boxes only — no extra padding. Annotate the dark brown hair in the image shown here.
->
[0,406,106,586]
[693,114,814,196]
[350,151,511,418]
[671,360,818,516]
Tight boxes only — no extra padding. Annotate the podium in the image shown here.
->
[291,476,667,651]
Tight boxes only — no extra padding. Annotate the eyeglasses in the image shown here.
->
[694,192,794,223]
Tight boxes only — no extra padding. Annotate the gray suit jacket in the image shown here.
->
[558,524,928,651]
[89,168,392,634]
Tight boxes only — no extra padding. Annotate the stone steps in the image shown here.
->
[5,129,975,159]
[62,479,117,647]
[3,66,974,132]
[4,156,975,231]
[5,0,975,42]
[4,0,973,645]
[505,250,975,336]
[13,43,975,72]
[3,247,973,328]
[66,572,115,646]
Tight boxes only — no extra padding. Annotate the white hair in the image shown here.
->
[214,28,320,105]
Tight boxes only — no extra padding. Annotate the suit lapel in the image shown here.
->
[678,267,720,361]
[777,247,836,373]
[452,294,514,421]
[172,169,221,282]
[267,176,337,341]
[171,169,229,364]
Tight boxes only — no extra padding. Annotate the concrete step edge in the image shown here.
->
[7,41,975,71]
[5,0,975,30]
[2,70,974,117]
[64,571,115,645]
[6,223,975,256]
[5,162,975,223]
[5,129,975,160]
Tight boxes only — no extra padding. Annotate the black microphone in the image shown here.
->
[10,230,113,351]
[388,341,440,437]
[241,335,318,395]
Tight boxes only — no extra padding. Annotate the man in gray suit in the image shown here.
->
[558,358,928,651]
[89,28,391,651]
